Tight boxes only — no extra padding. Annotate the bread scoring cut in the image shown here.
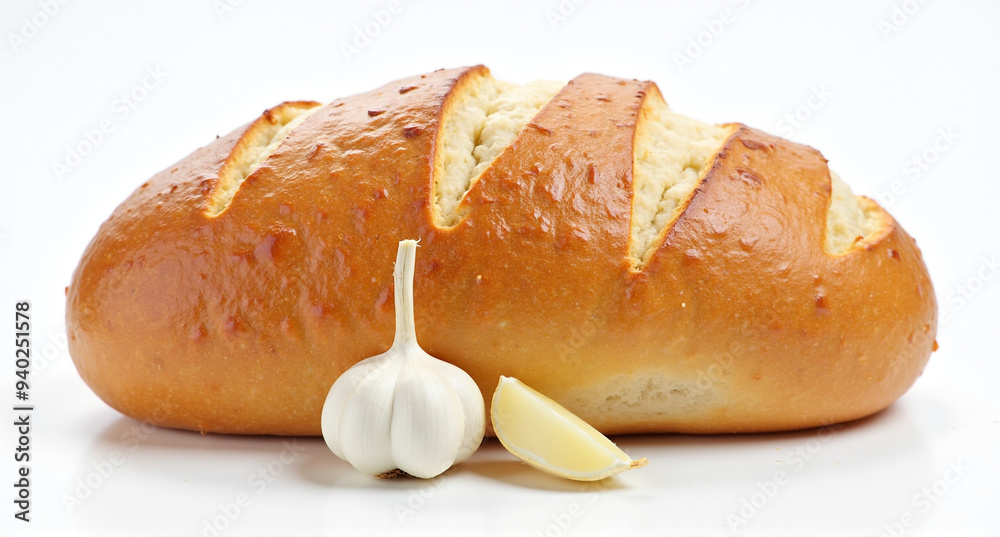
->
[206,101,321,216]
[434,72,563,226]
[825,172,879,254]
[630,92,877,260]
[630,89,732,266]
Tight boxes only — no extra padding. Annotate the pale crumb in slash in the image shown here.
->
[207,103,321,216]
[628,92,876,262]
[630,91,730,266]
[825,172,878,254]
[434,73,563,226]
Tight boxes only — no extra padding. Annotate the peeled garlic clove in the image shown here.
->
[321,239,485,479]
[492,376,647,481]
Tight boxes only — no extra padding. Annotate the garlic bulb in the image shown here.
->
[321,239,486,479]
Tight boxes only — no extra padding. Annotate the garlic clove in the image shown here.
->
[492,376,647,481]
[426,356,485,464]
[335,354,404,475]
[390,354,466,479]
[322,353,394,460]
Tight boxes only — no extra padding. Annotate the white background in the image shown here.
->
[1,0,999,535]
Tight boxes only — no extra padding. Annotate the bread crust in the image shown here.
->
[66,66,936,435]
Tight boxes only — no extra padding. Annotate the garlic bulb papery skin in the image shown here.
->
[321,240,486,479]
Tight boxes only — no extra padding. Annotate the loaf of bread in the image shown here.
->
[66,65,937,436]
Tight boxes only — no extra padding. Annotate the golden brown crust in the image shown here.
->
[66,66,936,436]
[610,126,936,433]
